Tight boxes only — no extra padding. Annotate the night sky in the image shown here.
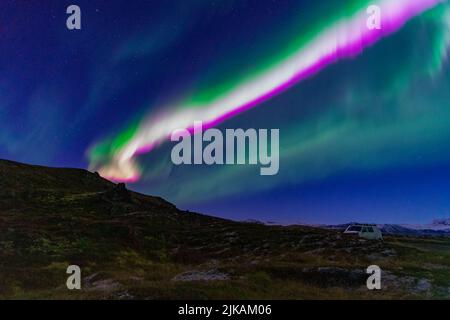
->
[1,0,449,224]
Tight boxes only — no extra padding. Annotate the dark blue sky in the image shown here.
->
[0,0,449,224]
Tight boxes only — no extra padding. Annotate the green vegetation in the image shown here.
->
[0,159,449,299]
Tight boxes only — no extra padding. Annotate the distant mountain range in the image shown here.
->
[323,220,450,237]
[242,218,450,237]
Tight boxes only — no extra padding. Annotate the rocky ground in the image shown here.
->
[0,159,449,299]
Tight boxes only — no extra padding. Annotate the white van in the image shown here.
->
[343,224,383,240]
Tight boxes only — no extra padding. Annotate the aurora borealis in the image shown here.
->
[89,0,443,182]
[1,0,450,223]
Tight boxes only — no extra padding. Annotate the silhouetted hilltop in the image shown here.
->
[0,159,449,299]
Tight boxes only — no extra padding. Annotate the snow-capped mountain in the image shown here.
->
[323,220,450,237]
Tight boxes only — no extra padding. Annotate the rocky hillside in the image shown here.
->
[0,159,449,299]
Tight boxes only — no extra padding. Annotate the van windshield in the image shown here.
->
[347,226,362,232]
